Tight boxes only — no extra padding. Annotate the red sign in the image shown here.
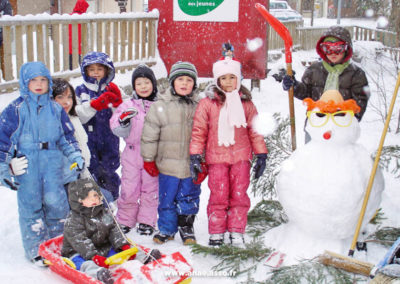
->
[149,0,268,79]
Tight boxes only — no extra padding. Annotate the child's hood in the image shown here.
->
[67,178,103,216]
[80,51,115,92]
[316,26,353,63]
[19,61,52,102]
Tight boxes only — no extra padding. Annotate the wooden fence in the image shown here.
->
[269,21,398,52]
[0,11,159,92]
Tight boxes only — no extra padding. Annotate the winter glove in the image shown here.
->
[119,107,138,127]
[0,163,19,191]
[142,249,162,265]
[282,74,298,91]
[90,92,110,111]
[120,244,137,260]
[193,162,208,185]
[92,255,109,268]
[253,153,268,179]
[106,83,123,107]
[9,156,28,176]
[190,154,202,181]
[143,161,159,177]
[71,156,85,173]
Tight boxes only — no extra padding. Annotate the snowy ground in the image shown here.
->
[0,16,399,283]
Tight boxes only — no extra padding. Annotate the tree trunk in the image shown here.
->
[390,0,400,47]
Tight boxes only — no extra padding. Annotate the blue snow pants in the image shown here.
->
[157,173,201,235]
[87,130,120,200]
[16,146,69,260]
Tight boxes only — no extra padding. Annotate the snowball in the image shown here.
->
[246,37,263,52]
[365,9,374,18]
[252,112,276,136]
[377,16,389,29]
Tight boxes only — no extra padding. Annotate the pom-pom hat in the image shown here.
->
[168,61,198,88]
[213,58,241,90]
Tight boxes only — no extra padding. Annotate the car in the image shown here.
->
[269,0,303,22]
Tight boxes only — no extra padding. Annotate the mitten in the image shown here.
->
[189,154,202,181]
[72,156,85,172]
[193,162,208,185]
[119,107,138,127]
[120,244,137,260]
[106,83,123,107]
[143,249,162,264]
[9,156,28,176]
[282,75,298,91]
[253,153,268,179]
[143,161,159,177]
[90,93,110,111]
[92,255,109,268]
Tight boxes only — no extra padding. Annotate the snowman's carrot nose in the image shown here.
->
[323,131,332,140]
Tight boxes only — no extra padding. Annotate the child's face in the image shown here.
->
[326,52,346,64]
[218,74,238,92]
[80,190,102,207]
[135,77,153,98]
[54,87,73,114]
[86,63,107,81]
[28,76,49,95]
[224,50,234,58]
[173,76,194,96]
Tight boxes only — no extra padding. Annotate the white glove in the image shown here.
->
[9,156,28,176]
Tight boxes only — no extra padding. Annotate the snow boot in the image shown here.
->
[32,255,48,267]
[153,232,174,244]
[137,223,154,235]
[120,225,131,234]
[209,233,224,247]
[178,214,196,245]
[229,232,245,248]
[97,268,114,284]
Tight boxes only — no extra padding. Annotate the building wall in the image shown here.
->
[16,0,51,15]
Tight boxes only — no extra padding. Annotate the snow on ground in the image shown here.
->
[0,16,399,283]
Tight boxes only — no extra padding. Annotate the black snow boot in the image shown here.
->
[178,214,196,245]
[97,268,114,284]
[137,223,155,235]
[153,232,174,244]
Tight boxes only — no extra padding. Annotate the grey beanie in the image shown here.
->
[168,61,198,88]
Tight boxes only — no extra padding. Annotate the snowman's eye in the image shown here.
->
[333,112,346,117]
[316,113,326,118]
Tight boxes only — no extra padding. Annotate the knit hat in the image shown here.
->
[168,61,198,89]
[131,64,158,100]
[316,26,353,63]
[213,58,242,90]
[67,178,103,214]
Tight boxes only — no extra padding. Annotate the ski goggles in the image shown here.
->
[320,41,347,55]
[307,110,354,127]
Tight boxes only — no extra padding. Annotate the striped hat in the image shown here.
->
[168,61,198,88]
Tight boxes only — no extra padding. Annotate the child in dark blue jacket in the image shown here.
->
[75,52,123,200]
[0,61,84,265]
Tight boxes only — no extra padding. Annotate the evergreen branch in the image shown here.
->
[367,226,400,246]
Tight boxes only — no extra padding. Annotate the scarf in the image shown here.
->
[218,89,247,147]
[322,61,349,92]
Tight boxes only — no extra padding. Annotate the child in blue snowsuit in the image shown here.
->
[0,62,84,264]
[75,52,122,200]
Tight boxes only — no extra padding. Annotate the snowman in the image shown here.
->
[265,90,384,260]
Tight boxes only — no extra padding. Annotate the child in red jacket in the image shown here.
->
[189,58,268,247]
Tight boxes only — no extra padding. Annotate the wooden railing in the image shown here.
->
[269,22,398,51]
[0,11,159,93]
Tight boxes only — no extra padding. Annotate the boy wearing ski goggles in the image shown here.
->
[320,41,347,55]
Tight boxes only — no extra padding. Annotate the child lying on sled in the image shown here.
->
[61,178,161,284]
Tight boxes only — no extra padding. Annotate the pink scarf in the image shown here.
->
[218,90,247,146]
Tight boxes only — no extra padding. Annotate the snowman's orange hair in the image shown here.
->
[303,98,361,113]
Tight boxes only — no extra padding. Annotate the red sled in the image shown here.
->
[38,235,193,284]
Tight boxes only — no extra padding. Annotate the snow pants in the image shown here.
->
[87,132,120,200]
[207,161,251,234]
[116,154,158,228]
[157,174,201,236]
[16,148,69,260]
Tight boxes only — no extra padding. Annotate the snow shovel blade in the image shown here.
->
[140,251,193,283]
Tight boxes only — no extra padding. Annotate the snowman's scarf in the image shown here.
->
[322,61,349,92]
[218,89,247,147]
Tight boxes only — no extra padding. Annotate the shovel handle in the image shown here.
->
[349,72,400,256]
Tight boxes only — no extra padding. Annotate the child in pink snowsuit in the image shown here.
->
[190,59,268,247]
[110,64,158,235]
